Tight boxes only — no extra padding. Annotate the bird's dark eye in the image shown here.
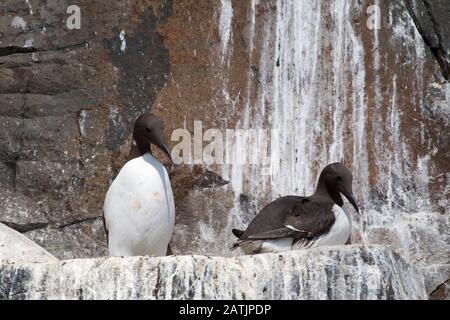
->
[337,176,342,181]
[145,128,151,133]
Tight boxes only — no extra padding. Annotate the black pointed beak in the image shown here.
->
[342,191,359,213]
[158,142,173,165]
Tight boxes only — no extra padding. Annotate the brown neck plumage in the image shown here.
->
[128,138,151,161]
[313,173,343,206]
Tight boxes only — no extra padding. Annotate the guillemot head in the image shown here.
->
[130,113,173,164]
[314,162,359,213]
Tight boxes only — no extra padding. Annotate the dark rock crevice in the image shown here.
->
[0,42,89,59]
[0,221,48,233]
[421,0,449,80]
[0,216,102,234]
[404,0,450,80]
[57,216,102,229]
[429,278,450,300]
[0,47,37,57]
[196,169,229,188]
[45,42,89,53]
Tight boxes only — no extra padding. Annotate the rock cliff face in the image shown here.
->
[405,0,450,80]
[0,245,427,300]
[430,278,450,300]
[0,0,449,298]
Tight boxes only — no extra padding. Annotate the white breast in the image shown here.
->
[103,153,175,257]
[240,238,293,255]
[309,205,352,247]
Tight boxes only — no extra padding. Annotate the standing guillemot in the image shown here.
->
[103,113,175,257]
[232,162,359,254]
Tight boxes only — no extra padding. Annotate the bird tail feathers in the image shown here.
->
[232,228,244,238]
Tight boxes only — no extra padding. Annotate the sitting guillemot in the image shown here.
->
[232,162,359,254]
[103,113,175,257]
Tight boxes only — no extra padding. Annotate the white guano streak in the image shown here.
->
[213,0,438,257]
[119,30,126,53]
[218,0,233,65]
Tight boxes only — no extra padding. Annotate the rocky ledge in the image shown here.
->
[0,222,57,264]
[0,245,427,300]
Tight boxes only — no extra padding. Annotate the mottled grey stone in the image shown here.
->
[171,187,236,256]
[0,245,428,300]
[0,222,57,264]
[424,82,450,125]
[25,218,107,260]
[15,160,81,197]
[103,8,171,150]
[0,163,15,188]
[0,187,49,232]
[0,68,24,93]
[0,116,23,161]
[0,94,25,117]
[20,115,80,162]
[421,264,450,295]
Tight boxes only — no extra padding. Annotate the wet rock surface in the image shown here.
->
[0,245,427,300]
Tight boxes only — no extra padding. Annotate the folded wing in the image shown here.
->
[235,197,335,244]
